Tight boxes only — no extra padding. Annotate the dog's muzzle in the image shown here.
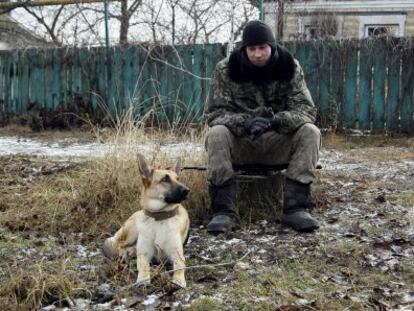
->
[164,186,190,204]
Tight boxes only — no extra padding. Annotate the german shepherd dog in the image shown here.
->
[102,154,190,288]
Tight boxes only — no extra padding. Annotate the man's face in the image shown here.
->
[245,44,272,67]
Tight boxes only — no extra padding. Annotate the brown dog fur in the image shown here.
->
[103,154,190,288]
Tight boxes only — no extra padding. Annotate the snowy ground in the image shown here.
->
[1,133,414,310]
[0,136,204,159]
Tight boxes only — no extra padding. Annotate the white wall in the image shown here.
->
[0,42,11,50]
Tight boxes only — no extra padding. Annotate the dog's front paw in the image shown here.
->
[171,278,186,289]
[102,238,118,259]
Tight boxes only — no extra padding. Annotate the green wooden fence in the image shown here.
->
[0,38,413,132]
[284,38,414,133]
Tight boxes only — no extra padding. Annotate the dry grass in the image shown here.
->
[0,124,95,143]
[0,116,205,309]
[190,257,386,311]
[400,192,414,208]
[0,111,209,235]
[323,132,414,150]
[1,121,413,310]
[345,148,414,163]
[1,260,89,311]
[1,127,410,234]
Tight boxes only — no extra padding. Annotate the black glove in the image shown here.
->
[244,117,271,137]
[269,118,283,132]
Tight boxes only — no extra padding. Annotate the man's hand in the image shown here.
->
[244,117,271,138]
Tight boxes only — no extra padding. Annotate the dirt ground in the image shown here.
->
[0,130,414,311]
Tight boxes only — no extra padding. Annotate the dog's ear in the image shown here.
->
[175,158,182,175]
[138,153,153,184]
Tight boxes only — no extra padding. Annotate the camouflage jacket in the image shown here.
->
[206,46,316,137]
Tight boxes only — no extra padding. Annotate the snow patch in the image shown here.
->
[142,294,159,306]
[0,136,203,159]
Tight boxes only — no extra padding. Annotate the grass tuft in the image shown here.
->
[1,260,88,311]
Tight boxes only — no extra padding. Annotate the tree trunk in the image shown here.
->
[171,5,175,45]
[277,0,284,40]
[119,0,129,45]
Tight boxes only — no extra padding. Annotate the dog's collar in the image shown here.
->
[144,207,178,221]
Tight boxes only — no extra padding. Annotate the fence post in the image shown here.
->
[400,42,414,133]
[193,44,203,123]
[386,38,401,132]
[344,40,358,129]
[359,40,373,131]
[372,39,386,131]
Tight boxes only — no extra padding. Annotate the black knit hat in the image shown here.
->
[242,20,276,47]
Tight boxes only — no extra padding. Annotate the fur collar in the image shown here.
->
[228,45,295,83]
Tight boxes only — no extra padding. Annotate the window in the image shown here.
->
[359,15,405,38]
[366,25,399,38]
[299,15,341,40]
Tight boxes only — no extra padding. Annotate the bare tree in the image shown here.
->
[168,0,255,44]
[11,4,106,46]
[10,0,256,46]
[176,0,219,44]
[139,0,168,43]
[75,4,104,45]
[117,0,143,44]
[305,13,339,40]
[277,0,284,39]
[22,5,67,45]
[229,2,255,42]
[77,0,144,45]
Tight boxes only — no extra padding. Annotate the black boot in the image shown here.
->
[207,178,239,234]
[282,178,319,232]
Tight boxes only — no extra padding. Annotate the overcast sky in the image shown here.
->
[10,1,258,46]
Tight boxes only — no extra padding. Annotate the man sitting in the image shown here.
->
[205,20,321,234]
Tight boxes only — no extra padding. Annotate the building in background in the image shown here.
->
[262,0,414,40]
[0,13,53,50]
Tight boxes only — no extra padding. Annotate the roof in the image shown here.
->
[0,15,55,50]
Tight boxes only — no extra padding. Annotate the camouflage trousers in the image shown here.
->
[205,123,321,186]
